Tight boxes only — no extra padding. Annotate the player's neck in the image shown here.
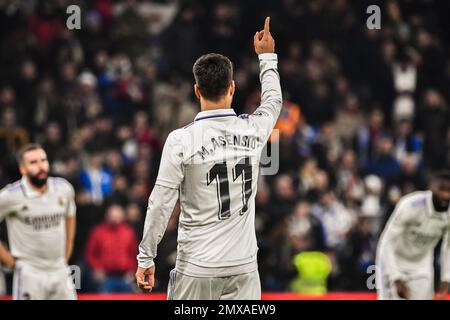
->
[200,97,231,111]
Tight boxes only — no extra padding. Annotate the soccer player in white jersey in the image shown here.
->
[376,171,450,300]
[0,143,77,300]
[135,17,281,299]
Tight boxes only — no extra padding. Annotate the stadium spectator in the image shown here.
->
[339,215,377,291]
[269,174,298,222]
[311,190,355,251]
[80,151,113,205]
[41,122,65,163]
[336,149,364,201]
[0,108,29,181]
[416,89,449,170]
[354,109,387,170]
[366,135,401,185]
[397,153,427,194]
[335,94,365,147]
[392,119,422,164]
[288,201,325,254]
[85,204,138,293]
[0,108,29,155]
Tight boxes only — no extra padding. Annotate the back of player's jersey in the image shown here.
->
[149,53,282,270]
[175,110,265,267]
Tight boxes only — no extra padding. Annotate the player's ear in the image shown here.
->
[229,80,235,96]
[18,163,26,176]
[194,84,201,100]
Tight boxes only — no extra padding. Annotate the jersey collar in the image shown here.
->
[194,108,237,122]
[21,176,52,198]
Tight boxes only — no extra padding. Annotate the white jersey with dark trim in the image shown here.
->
[376,191,450,281]
[137,53,282,276]
[0,176,76,270]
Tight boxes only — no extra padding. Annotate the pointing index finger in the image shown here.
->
[263,17,270,36]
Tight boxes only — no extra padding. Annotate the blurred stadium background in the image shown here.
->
[0,0,449,299]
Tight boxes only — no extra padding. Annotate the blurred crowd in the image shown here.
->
[0,0,449,294]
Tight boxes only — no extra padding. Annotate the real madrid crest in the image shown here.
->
[58,196,65,206]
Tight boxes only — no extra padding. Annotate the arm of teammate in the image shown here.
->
[436,229,450,299]
[136,131,184,292]
[65,216,76,263]
[64,182,77,263]
[0,188,15,269]
[378,199,412,299]
[251,17,283,141]
[0,243,15,269]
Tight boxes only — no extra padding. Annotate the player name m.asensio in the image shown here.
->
[197,134,261,160]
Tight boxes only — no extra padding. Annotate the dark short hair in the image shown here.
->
[16,143,45,164]
[193,53,233,101]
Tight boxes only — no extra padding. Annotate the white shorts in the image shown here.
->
[376,263,434,300]
[167,269,261,300]
[13,261,77,300]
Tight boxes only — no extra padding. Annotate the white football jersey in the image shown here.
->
[0,177,76,270]
[138,53,282,276]
[376,191,450,281]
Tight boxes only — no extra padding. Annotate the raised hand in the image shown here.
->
[254,17,275,55]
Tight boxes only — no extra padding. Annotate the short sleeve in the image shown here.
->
[65,182,76,217]
[56,178,76,217]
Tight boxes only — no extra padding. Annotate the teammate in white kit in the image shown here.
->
[0,144,77,300]
[376,171,450,300]
[135,17,281,299]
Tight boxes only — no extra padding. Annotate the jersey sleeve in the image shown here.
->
[248,53,283,142]
[137,184,179,268]
[155,130,185,189]
[65,181,76,217]
[56,178,76,217]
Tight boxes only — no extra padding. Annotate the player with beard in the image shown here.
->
[376,170,450,300]
[0,143,77,300]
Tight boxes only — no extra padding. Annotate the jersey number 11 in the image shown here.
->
[207,157,252,220]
